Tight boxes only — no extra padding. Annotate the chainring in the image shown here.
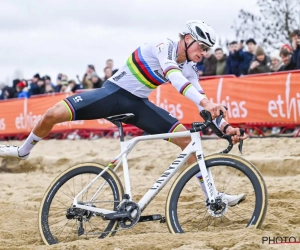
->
[117,201,141,229]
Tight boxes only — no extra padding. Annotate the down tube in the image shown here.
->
[137,143,193,212]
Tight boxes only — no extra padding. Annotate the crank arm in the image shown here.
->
[103,211,129,220]
[138,214,164,223]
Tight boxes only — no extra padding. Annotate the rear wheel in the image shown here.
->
[166,154,268,233]
[38,163,123,245]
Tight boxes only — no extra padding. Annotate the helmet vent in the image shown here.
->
[205,32,215,45]
[195,26,206,40]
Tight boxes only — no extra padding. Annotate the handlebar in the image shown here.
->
[189,108,244,154]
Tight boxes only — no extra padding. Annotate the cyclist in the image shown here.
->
[0,20,246,205]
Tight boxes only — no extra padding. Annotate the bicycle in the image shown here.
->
[38,110,268,245]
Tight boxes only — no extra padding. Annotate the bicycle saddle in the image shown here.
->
[105,113,135,123]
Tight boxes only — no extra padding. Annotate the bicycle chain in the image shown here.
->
[83,224,127,237]
[79,200,137,237]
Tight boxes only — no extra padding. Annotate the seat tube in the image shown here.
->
[121,142,132,199]
[116,121,132,199]
[115,121,125,142]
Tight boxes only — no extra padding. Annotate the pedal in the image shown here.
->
[160,216,166,223]
[78,220,84,236]
[138,214,163,223]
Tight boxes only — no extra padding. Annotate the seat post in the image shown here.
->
[113,121,125,142]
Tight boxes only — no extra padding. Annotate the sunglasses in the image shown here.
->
[198,43,210,52]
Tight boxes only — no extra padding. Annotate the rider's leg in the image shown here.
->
[170,125,209,196]
[170,125,245,206]
[169,124,196,165]
[0,81,124,159]
[33,101,71,138]
[18,101,71,156]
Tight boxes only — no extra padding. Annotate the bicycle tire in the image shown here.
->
[166,154,268,233]
[38,162,124,245]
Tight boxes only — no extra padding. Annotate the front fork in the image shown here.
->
[196,151,218,203]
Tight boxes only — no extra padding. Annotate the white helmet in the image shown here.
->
[181,20,216,47]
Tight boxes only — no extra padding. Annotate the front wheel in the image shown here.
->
[166,154,268,233]
[38,163,124,245]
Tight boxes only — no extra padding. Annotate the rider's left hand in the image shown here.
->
[225,126,248,144]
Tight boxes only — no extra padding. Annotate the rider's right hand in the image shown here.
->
[200,99,227,120]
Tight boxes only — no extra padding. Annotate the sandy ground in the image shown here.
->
[0,137,300,250]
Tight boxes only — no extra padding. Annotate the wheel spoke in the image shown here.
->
[39,165,122,245]
[49,210,66,218]
[172,162,263,233]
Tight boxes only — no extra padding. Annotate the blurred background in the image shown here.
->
[0,0,263,85]
[0,0,299,137]
[1,0,299,93]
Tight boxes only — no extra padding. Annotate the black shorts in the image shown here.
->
[63,81,182,135]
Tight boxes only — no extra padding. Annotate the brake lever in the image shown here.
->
[201,106,242,155]
[220,134,233,154]
[238,128,245,154]
[199,110,212,122]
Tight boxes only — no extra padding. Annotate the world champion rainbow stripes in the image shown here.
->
[126,48,181,89]
[166,121,183,142]
[62,99,76,121]
[179,82,193,96]
[199,89,207,97]
[164,66,181,78]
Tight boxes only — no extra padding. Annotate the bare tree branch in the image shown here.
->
[232,0,300,50]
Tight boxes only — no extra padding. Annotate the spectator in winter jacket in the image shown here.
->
[203,50,217,76]
[248,46,271,74]
[44,84,55,94]
[60,80,69,93]
[68,80,82,92]
[279,49,296,71]
[12,79,21,89]
[225,41,241,76]
[270,50,284,72]
[196,57,205,77]
[214,48,227,75]
[90,73,103,88]
[103,67,113,81]
[32,73,40,84]
[82,64,95,89]
[106,59,118,75]
[16,81,29,98]
[238,38,256,75]
[43,75,56,89]
[291,29,300,70]
[55,74,68,93]
[30,78,45,96]
[0,86,15,99]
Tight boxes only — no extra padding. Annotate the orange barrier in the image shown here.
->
[0,71,299,136]
[152,71,300,125]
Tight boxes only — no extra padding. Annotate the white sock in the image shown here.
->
[18,132,42,156]
[195,172,208,199]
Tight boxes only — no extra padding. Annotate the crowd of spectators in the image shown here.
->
[196,30,300,77]
[0,59,118,100]
[0,34,299,137]
[2,30,300,100]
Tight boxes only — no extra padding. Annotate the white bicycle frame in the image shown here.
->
[72,130,218,215]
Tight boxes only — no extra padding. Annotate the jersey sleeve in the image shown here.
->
[153,39,226,129]
[153,39,206,106]
[184,63,207,96]
[183,62,227,128]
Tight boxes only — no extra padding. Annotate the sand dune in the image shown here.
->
[0,137,300,250]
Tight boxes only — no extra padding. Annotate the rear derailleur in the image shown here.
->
[66,201,96,236]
